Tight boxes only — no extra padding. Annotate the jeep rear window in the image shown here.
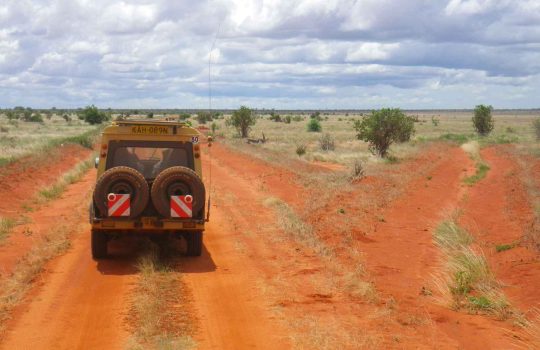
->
[106,141,194,179]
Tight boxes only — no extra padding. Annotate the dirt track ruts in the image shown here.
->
[0,142,538,349]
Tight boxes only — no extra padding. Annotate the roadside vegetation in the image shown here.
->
[353,108,415,158]
[460,141,490,185]
[37,154,95,202]
[0,217,16,242]
[472,105,495,136]
[205,110,537,183]
[0,111,101,166]
[127,241,195,350]
[433,219,511,319]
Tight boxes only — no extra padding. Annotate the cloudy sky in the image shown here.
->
[0,0,539,109]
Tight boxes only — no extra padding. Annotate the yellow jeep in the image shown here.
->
[90,120,208,259]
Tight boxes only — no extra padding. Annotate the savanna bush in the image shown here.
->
[231,106,256,138]
[353,108,415,158]
[319,133,335,151]
[295,143,307,156]
[80,105,110,125]
[472,105,494,136]
[307,118,322,132]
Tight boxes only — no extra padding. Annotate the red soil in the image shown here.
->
[461,146,540,312]
[0,144,92,217]
[1,141,538,349]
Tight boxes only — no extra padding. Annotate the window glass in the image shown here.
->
[110,146,188,178]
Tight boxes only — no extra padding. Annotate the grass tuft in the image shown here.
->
[434,219,511,319]
[263,197,331,257]
[37,155,94,202]
[0,217,16,242]
[128,241,195,350]
[463,162,490,186]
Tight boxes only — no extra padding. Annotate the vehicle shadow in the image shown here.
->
[96,236,216,275]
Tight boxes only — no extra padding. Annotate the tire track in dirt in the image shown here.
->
[0,235,135,350]
[462,146,540,312]
[0,169,96,277]
[351,146,530,348]
[179,144,292,349]
[0,168,137,349]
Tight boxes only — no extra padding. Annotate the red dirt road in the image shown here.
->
[0,142,538,349]
[462,146,540,312]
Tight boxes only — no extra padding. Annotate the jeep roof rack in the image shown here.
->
[114,119,188,127]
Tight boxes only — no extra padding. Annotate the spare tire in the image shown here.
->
[93,166,149,218]
[151,166,205,218]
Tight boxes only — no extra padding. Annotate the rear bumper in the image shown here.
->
[91,217,204,232]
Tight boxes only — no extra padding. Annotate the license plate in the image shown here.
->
[141,217,156,226]
[131,125,169,135]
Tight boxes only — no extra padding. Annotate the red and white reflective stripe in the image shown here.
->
[108,193,130,217]
[170,195,193,218]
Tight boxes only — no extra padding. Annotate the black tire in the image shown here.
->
[91,229,108,259]
[151,166,205,218]
[186,231,203,256]
[93,166,149,218]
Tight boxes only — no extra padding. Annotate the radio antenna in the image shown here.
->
[208,21,223,113]
[206,21,223,222]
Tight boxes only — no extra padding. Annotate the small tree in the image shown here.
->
[472,105,494,136]
[81,105,110,125]
[307,118,322,132]
[353,108,415,158]
[231,106,256,138]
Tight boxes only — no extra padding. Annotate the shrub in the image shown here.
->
[307,118,322,132]
[350,159,365,181]
[292,115,303,122]
[5,111,17,120]
[26,113,44,123]
[62,114,71,122]
[533,118,540,140]
[472,105,494,136]
[146,112,154,118]
[231,106,256,138]
[353,108,415,158]
[318,133,335,151]
[196,112,212,124]
[432,116,440,126]
[269,114,281,122]
[179,113,191,120]
[80,105,110,125]
[310,111,322,121]
[211,121,218,134]
[295,143,307,156]
[283,115,292,124]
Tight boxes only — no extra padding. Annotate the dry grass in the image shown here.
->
[263,197,332,257]
[210,111,538,171]
[127,241,195,350]
[511,146,540,251]
[0,113,99,166]
[37,154,95,202]
[433,219,512,319]
[0,225,71,334]
[0,217,16,242]
[461,141,491,186]
[288,315,381,350]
